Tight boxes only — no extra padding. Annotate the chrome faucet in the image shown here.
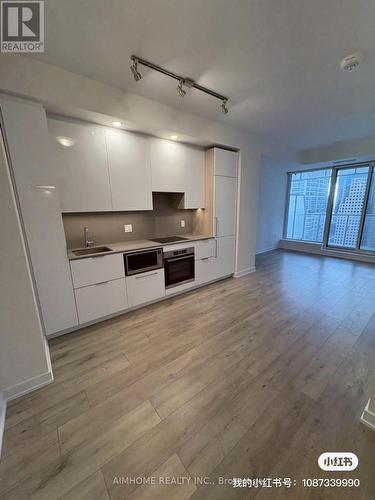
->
[84,226,95,248]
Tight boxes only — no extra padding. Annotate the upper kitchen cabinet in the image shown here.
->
[105,129,152,211]
[212,148,238,177]
[48,118,112,212]
[184,147,205,209]
[150,138,205,209]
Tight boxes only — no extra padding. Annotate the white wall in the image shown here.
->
[302,136,375,165]
[0,128,52,400]
[0,55,299,274]
[256,156,291,253]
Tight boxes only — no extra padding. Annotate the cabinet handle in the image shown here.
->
[215,239,218,258]
[202,257,209,261]
[135,272,158,279]
[95,281,109,286]
[215,217,219,236]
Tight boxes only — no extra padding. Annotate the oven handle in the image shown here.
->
[165,255,194,263]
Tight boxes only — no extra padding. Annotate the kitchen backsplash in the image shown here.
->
[63,192,195,248]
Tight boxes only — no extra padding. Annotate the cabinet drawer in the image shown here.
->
[70,253,125,288]
[74,278,128,324]
[126,269,165,308]
[196,257,218,285]
[195,239,215,260]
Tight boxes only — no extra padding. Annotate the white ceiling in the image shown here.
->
[29,0,375,150]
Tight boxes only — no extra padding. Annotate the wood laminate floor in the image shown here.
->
[1,250,375,500]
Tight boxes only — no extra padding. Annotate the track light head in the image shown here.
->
[130,57,142,81]
[177,79,187,98]
[221,99,229,114]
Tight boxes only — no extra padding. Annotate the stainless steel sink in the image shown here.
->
[73,246,112,256]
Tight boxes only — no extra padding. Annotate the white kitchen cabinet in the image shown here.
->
[105,129,152,211]
[183,147,205,209]
[214,176,237,237]
[75,278,128,324]
[126,269,165,308]
[196,257,217,284]
[150,138,205,209]
[194,239,215,260]
[150,139,187,193]
[48,118,112,212]
[213,148,238,177]
[196,236,235,284]
[0,99,78,335]
[215,235,236,276]
[70,254,125,289]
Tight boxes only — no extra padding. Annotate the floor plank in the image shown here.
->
[1,250,375,500]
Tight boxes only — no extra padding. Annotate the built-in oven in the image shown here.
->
[124,248,163,276]
[164,247,195,289]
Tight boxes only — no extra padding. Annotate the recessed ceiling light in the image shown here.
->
[112,121,123,128]
[170,135,178,140]
[56,136,75,147]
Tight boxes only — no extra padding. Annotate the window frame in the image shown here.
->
[283,161,375,255]
[283,166,332,244]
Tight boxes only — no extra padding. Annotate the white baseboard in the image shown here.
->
[361,399,375,431]
[234,266,256,278]
[0,392,6,458]
[4,369,54,402]
[256,246,278,255]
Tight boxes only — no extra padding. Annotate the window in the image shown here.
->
[327,167,369,249]
[286,169,331,242]
[360,166,375,251]
[284,163,375,254]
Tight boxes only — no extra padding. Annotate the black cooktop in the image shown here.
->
[150,236,189,244]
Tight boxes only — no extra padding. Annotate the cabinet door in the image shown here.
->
[214,176,237,237]
[213,148,238,177]
[126,269,165,308]
[215,236,236,277]
[48,119,112,212]
[105,130,152,211]
[150,139,187,192]
[1,99,78,335]
[196,257,217,284]
[75,278,128,324]
[183,148,205,209]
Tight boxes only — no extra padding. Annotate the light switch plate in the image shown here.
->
[180,220,185,228]
[124,224,133,233]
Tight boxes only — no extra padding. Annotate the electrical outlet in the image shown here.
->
[124,224,133,233]
[180,219,185,228]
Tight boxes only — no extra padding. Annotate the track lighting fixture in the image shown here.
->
[221,99,229,114]
[130,57,142,81]
[177,79,186,98]
[129,55,229,113]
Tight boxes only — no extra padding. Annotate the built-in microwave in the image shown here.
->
[124,248,163,276]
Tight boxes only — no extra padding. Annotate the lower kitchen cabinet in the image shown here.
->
[196,236,235,284]
[74,278,128,324]
[196,257,217,284]
[126,269,165,308]
[216,235,236,276]
[70,254,125,289]
[194,238,216,260]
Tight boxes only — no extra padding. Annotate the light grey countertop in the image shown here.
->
[67,234,213,260]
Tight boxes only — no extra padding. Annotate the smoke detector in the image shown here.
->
[340,53,360,72]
